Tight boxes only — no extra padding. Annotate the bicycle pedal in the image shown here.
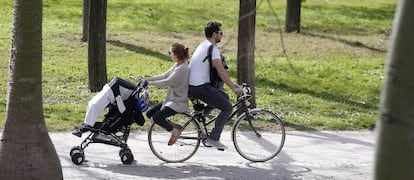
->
[217,148,225,151]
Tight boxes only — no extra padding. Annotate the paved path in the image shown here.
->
[55,130,375,180]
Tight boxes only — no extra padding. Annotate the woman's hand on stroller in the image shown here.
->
[138,76,149,88]
[142,79,148,88]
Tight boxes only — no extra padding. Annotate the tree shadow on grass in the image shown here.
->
[301,3,395,36]
[283,121,318,131]
[257,77,378,131]
[300,30,387,53]
[107,39,170,61]
[259,77,377,111]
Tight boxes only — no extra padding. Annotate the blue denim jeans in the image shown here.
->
[189,84,232,141]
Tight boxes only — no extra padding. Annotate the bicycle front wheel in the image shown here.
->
[148,113,201,163]
[232,109,285,162]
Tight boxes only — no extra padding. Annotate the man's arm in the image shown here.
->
[212,58,243,95]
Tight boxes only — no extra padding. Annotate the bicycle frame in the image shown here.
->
[148,84,285,163]
[182,93,254,139]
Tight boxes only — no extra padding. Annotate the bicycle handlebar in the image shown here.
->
[237,83,252,101]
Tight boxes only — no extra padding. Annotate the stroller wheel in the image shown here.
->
[70,146,85,165]
[119,148,134,165]
[119,147,132,156]
[70,146,81,157]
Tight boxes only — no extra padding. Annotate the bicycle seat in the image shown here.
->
[191,99,205,111]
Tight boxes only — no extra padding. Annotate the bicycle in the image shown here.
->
[147,83,285,163]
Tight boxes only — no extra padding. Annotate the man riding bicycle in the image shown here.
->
[188,21,243,150]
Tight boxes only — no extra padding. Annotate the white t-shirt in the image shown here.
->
[189,40,222,86]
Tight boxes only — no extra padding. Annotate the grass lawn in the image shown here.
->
[0,0,397,131]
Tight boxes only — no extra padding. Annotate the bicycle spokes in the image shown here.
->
[232,109,285,162]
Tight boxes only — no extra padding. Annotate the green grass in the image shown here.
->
[0,0,397,131]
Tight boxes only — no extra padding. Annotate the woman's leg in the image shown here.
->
[152,107,177,132]
[146,102,162,119]
[149,105,181,145]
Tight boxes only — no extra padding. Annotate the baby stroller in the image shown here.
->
[70,77,149,165]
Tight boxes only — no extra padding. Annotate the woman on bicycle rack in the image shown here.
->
[144,43,190,146]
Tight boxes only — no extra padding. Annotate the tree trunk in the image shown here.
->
[237,0,256,107]
[88,0,107,92]
[81,0,90,42]
[374,0,414,179]
[0,0,63,179]
[285,0,301,33]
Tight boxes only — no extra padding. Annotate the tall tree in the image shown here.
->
[285,0,301,33]
[374,0,414,179]
[0,0,63,179]
[81,0,90,42]
[88,0,108,92]
[237,0,257,107]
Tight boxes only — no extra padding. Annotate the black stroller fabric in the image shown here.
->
[70,77,148,165]
[91,77,146,134]
[95,96,145,134]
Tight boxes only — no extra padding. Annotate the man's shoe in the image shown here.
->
[205,137,228,150]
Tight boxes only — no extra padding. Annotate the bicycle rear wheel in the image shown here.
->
[232,109,285,162]
[148,113,201,163]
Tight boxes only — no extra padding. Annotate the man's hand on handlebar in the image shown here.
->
[231,83,243,96]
